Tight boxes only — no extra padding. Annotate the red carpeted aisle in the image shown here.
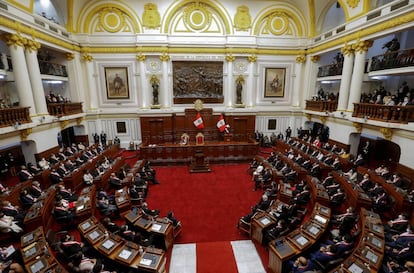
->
[146,163,263,243]
[196,241,239,273]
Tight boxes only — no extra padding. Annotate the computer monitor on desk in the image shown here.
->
[27,256,48,273]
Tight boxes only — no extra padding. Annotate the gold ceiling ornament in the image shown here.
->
[380,127,393,140]
[136,54,146,62]
[98,7,126,33]
[194,99,204,111]
[346,0,360,8]
[352,39,373,53]
[235,75,245,84]
[142,3,161,29]
[296,55,306,64]
[24,39,41,52]
[81,54,93,62]
[266,11,289,36]
[310,55,320,63]
[352,122,362,133]
[159,53,170,62]
[20,128,32,141]
[305,113,312,121]
[150,75,160,84]
[2,33,25,49]
[234,5,252,31]
[226,54,236,62]
[341,44,354,56]
[183,2,212,31]
[247,55,257,63]
[65,53,75,60]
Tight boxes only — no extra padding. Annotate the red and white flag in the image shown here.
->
[216,114,226,132]
[193,112,204,129]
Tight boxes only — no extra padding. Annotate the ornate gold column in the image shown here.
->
[292,54,306,107]
[24,38,48,116]
[347,40,373,111]
[337,44,354,111]
[136,54,149,109]
[2,33,36,116]
[81,50,98,110]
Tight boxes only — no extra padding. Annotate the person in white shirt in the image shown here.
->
[0,212,23,234]
[83,170,94,186]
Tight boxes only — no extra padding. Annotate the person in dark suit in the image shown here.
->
[60,233,84,258]
[310,244,338,264]
[358,173,373,191]
[293,185,310,205]
[19,188,36,209]
[53,197,75,223]
[1,201,24,226]
[330,188,345,206]
[101,217,120,233]
[353,154,365,166]
[29,181,43,198]
[109,173,122,189]
[49,170,63,184]
[27,162,42,176]
[57,185,78,202]
[321,173,335,187]
[100,132,107,146]
[17,166,33,182]
[385,214,409,234]
[57,163,69,177]
[289,256,316,273]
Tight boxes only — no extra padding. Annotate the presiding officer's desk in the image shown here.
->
[268,203,331,273]
[20,226,68,273]
[79,217,167,273]
[125,209,174,250]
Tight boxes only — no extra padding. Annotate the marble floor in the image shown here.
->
[169,240,266,273]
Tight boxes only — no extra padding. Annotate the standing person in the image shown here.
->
[100,131,107,147]
[285,127,292,140]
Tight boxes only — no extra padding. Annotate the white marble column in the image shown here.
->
[226,55,235,107]
[246,55,256,107]
[66,52,84,107]
[347,40,373,111]
[337,44,354,111]
[3,34,36,116]
[24,39,48,116]
[137,54,148,109]
[82,53,98,110]
[160,54,170,108]
[292,55,306,107]
[1,53,9,71]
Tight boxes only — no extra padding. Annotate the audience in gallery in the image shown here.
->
[360,81,414,106]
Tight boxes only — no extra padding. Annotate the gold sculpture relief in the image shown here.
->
[352,39,373,53]
[97,7,126,33]
[65,53,75,60]
[247,55,257,63]
[353,122,362,133]
[136,54,146,62]
[20,128,32,141]
[183,2,212,31]
[341,44,354,56]
[82,54,93,62]
[194,99,204,111]
[310,55,320,63]
[226,54,236,62]
[234,5,251,31]
[159,54,170,62]
[346,0,360,8]
[296,55,306,64]
[2,33,25,48]
[142,3,161,29]
[380,127,393,140]
[266,11,290,36]
[24,39,41,52]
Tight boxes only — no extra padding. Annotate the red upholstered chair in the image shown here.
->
[196,133,204,145]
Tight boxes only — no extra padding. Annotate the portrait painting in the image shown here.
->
[105,67,129,99]
[116,122,126,134]
[264,68,286,98]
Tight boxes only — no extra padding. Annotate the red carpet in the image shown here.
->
[196,241,238,273]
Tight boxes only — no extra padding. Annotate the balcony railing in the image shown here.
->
[353,103,414,124]
[317,62,343,77]
[0,107,31,127]
[369,47,414,72]
[47,102,83,117]
[305,100,338,112]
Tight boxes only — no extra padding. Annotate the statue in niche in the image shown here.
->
[235,76,244,105]
[150,75,160,105]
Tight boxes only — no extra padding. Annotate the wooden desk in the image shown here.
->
[115,187,131,215]
[251,212,277,244]
[286,230,313,251]
[268,238,297,273]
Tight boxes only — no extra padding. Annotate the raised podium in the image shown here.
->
[189,149,211,173]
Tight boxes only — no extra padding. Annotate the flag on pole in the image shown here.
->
[193,112,204,129]
[216,114,226,132]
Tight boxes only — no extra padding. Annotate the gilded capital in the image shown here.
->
[226,54,236,62]
[159,54,170,62]
[136,54,146,62]
[247,55,257,63]
[353,122,362,133]
[76,117,84,125]
[20,128,32,141]
[150,75,160,84]
[305,113,312,121]
[380,127,393,140]
[2,33,25,48]
[24,39,41,52]
[296,55,306,64]
[352,40,373,53]
[60,120,69,130]
[65,53,75,60]
[310,55,320,63]
[341,44,354,56]
[319,116,327,124]
[82,54,93,62]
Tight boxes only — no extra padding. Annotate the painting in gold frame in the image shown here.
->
[105,67,129,99]
[264,68,286,98]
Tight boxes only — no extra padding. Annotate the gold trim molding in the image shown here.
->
[380,127,393,140]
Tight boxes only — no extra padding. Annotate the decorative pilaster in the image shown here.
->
[337,44,355,111]
[292,54,306,107]
[24,38,48,116]
[226,54,235,107]
[160,54,169,108]
[347,40,373,111]
[353,122,362,133]
[2,33,36,116]
[20,128,32,141]
[246,55,256,107]
[66,52,84,108]
[81,50,98,110]
[137,54,149,108]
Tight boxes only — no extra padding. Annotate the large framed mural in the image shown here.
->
[173,61,224,104]
[264,68,286,98]
[105,67,129,99]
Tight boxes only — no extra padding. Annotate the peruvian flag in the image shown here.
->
[216,114,226,132]
[193,112,204,129]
